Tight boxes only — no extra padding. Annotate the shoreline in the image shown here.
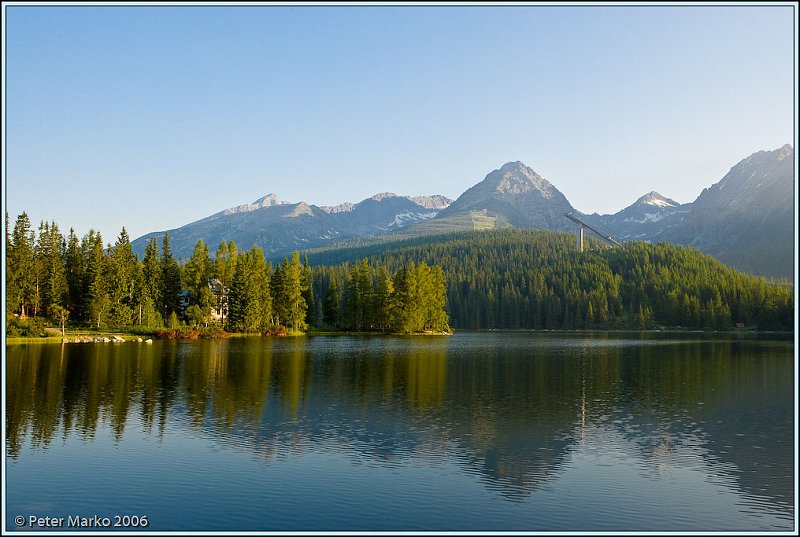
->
[6,327,792,345]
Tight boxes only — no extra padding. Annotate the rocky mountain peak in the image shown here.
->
[409,195,453,210]
[287,201,314,218]
[694,143,794,211]
[222,193,288,215]
[370,192,398,202]
[319,202,355,214]
[252,193,286,207]
[637,192,679,208]
[433,160,574,231]
[490,161,554,198]
[499,161,526,172]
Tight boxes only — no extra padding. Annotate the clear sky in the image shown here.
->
[4,3,796,243]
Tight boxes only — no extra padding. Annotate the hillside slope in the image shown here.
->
[308,229,794,331]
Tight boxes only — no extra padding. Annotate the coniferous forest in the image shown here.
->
[5,212,794,337]
[306,229,794,331]
[5,212,450,336]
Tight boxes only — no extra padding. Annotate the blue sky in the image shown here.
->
[4,4,796,243]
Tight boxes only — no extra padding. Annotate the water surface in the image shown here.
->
[5,332,795,531]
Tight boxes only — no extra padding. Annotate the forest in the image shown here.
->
[5,212,449,337]
[305,229,794,331]
[5,212,794,336]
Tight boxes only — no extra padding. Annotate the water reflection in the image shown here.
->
[6,333,794,519]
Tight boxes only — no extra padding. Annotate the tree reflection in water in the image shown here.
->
[5,333,793,514]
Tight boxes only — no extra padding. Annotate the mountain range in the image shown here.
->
[131,144,795,279]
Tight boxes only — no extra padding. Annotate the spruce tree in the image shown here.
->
[85,231,109,328]
[36,221,68,319]
[184,240,213,322]
[323,280,340,328]
[301,256,315,327]
[228,246,271,332]
[107,227,137,326]
[373,266,393,331]
[283,252,307,332]
[160,231,182,319]
[9,212,38,318]
[141,237,162,326]
[64,228,85,322]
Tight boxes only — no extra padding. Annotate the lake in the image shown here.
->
[5,332,795,532]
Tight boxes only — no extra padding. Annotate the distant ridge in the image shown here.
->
[131,191,452,260]
[131,145,794,278]
[657,144,794,278]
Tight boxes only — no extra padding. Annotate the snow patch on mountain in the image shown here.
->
[388,211,437,229]
[223,193,288,215]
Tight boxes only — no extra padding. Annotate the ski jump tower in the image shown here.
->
[564,213,623,252]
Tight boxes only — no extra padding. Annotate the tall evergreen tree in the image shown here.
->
[390,264,419,333]
[228,246,271,332]
[64,228,85,322]
[84,231,110,328]
[373,266,394,331]
[343,258,373,330]
[160,231,182,319]
[32,221,68,319]
[107,227,138,326]
[8,212,36,317]
[282,252,307,332]
[5,212,12,314]
[140,236,162,327]
[419,263,449,331]
[323,279,340,328]
[214,240,238,289]
[270,261,286,328]
[184,240,213,323]
[301,256,315,326]
[185,240,212,299]
[257,255,273,333]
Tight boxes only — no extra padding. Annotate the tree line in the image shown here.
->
[5,212,449,335]
[304,229,794,331]
[7,213,792,334]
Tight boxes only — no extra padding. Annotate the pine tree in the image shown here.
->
[107,227,137,327]
[160,231,182,319]
[213,240,237,290]
[390,264,419,333]
[301,256,315,326]
[373,266,393,331]
[270,261,286,328]
[9,213,39,318]
[344,258,373,330]
[37,221,68,318]
[64,228,85,322]
[141,237,162,326]
[185,240,212,301]
[323,280,340,328]
[5,212,13,315]
[257,255,273,333]
[421,264,449,331]
[184,240,213,323]
[228,246,271,332]
[283,251,307,332]
[85,231,110,328]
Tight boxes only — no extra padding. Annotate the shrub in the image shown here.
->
[6,316,48,337]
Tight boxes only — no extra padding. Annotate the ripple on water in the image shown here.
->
[5,333,794,532]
